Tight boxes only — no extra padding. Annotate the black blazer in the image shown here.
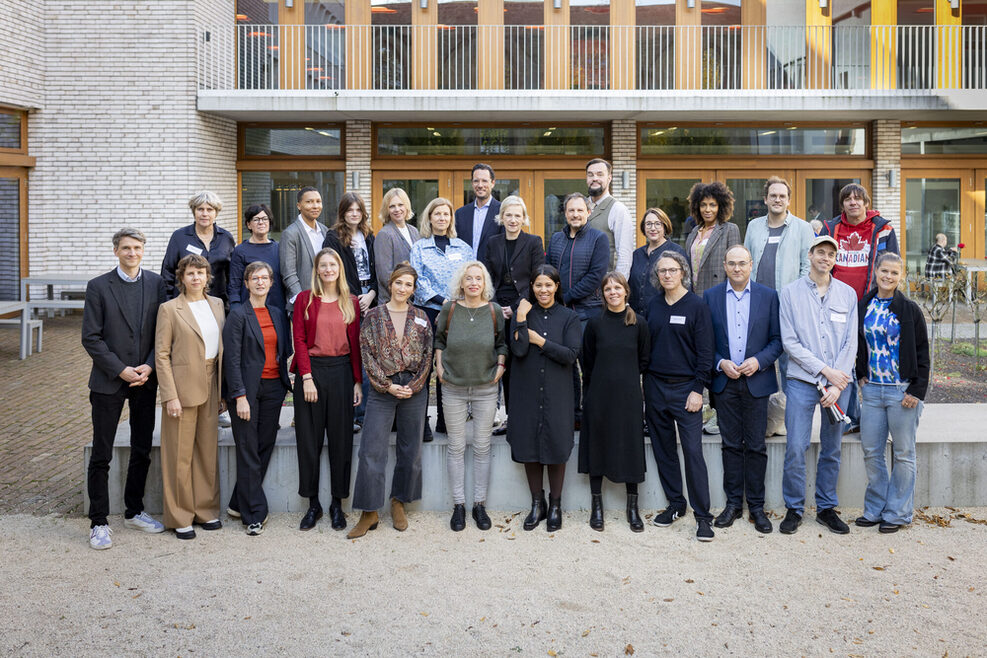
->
[482,232,546,309]
[455,198,503,262]
[82,269,167,395]
[322,229,378,307]
[222,302,292,402]
[856,289,930,400]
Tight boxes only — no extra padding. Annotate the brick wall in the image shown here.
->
[345,120,372,203]
[611,119,637,227]
[0,0,45,109]
[872,119,901,237]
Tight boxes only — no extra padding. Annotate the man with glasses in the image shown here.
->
[704,245,782,535]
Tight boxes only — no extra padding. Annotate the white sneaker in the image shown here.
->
[246,523,264,536]
[124,511,165,533]
[89,525,113,550]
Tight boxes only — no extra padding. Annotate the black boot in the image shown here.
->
[523,491,547,531]
[328,497,346,530]
[423,417,433,443]
[589,493,604,531]
[450,504,466,532]
[626,494,644,533]
[546,497,562,531]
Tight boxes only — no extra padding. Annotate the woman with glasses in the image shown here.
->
[228,204,285,318]
[629,207,688,319]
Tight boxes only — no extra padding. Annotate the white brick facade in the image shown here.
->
[345,120,372,201]
[872,119,901,236]
[0,0,45,110]
[611,119,637,224]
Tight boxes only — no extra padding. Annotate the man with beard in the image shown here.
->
[585,158,634,278]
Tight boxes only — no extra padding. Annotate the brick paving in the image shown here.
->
[0,313,97,514]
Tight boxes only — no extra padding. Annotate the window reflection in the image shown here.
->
[0,178,19,301]
[640,126,866,156]
[505,1,544,89]
[0,113,20,150]
[372,1,411,89]
[244,127,342,157]
[240,171,344,239]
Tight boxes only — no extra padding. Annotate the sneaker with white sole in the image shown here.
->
[696,519,715,542]
[246,523,264,536]
[124,511,165,533]
[652,507,684,527]
[89,525,113,550]
[226,506,241,519]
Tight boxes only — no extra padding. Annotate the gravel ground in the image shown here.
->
[2,508,985,656]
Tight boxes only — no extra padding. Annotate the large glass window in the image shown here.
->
[701,0,742,90]
[571,1,609,90]
[804,176,862,223]
[303,2,346,90]
[765,0,805,89]
[381,178,439,230]
[963,1,987,89]
[832,0,870,89]
[904,178,962,274]
[0,177,19,300]
[902,126,987,154]
[243,126,342,157]
[438,1,477,90]
[236,0,278,25]
[237,1,279,89]
[240,171,345,239]
[372,1,411,89]
[505,1,544,89]
[0,114,21,150]
[636,1,675,90]
[643,178,702,246]
[640,126,866,156]
[377,125,606,156]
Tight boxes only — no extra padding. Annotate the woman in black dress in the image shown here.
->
[578,272,650,532]
[508,265,582,532]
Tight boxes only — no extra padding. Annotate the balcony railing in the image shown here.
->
[197,24,987,92]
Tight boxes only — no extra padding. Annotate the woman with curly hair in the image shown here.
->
[684,181,742,295]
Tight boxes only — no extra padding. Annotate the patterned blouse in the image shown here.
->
[359,304,433,394]
[864,296,901,384]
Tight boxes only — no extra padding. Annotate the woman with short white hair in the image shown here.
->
[160,191,236,306]
[433,261,508,531]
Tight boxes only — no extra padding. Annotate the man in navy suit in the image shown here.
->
[455,163,503,262]
[703,245,782,535]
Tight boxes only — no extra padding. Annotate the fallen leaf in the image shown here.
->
[872,566,885,571]
[622,577,631,584]
[341,631,351,636]
[420,612,429,617]
[548,651,557,657]
[697,591,704,596]
[889,548,895,554]
[582,629,591,637]
[243,616,251,620]
[625,644,635,655]
[947,556,955,561]
[591,539,600,543]
[131,592,142,599]
[663,598,674,602]
[684,579,694,584]
[113,581,121,587]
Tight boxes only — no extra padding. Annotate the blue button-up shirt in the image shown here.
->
[779,275,859,385]
[471,200,492,255]
[725,280,751,366]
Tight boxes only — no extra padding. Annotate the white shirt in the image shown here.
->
[300,215,325,258]
[188,299,220,360]
[396,225,413,247]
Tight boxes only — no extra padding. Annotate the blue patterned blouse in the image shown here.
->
[864,296,901,384]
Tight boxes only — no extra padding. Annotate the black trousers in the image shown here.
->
[644,375,711,521]
[422,306,445,429]
[715,377,769,511]
[294,355,354,501]
[229,378,287,524]
[87,382,158,527]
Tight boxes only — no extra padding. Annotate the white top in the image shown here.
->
[301,218,325,258]
[188,299,220,360]
[396,225,413,247]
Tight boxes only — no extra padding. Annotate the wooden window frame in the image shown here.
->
[0,108,34,168]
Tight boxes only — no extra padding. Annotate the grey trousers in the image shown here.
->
[442,381,498,505]
[351,377,427,511]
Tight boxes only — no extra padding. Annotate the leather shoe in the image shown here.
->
[199,519,222,531]
[879,521,900,534]
[749,509,773,534]
[175,528,196,540]
[472,503,492,530]
[626,494,644,533]
[329,498,347,530]
[523,491,547,531]
[347,511,379,539]
[714,504,743,528]
[491,422,507,436]
[816,508,850,534]
[854,515,880,528]
[589,493,604,531]
[422,420,434,443]
[391,498,408,531]
[299,506,323,531]
[779,509,802,534]
[450,504,466,532]
[546,497,562,531]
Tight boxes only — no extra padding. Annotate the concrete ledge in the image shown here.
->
[84,404,986,515]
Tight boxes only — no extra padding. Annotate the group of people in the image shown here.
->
[82,161,928,549]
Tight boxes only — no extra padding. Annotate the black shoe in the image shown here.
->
[450,504,466,532]
[472,503,491,531]
[652,507,684,527]
[299,506,323,531]
[714,504,743,528]
[626,494,644,533]
[816,508,850,535]
[879,521,900,534]
[589,493,604,531]
[696,518,715,542]
[423,420,434,443]
[434,420,447,435]
[199,519,222,531]
[546,497,562,531]
[854,515,880,528]
[523,491,547,531]
[329,498,347,530]
[779,509,802,534]
[749,509,773,534]
[491,422,508,436]
[175,528,196,540]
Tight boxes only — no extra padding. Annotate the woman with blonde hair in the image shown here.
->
[433,261,508,531]
[374,187,420,303]
[292,248,363,532]
[578,271,651,532]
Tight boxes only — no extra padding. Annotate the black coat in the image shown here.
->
[856,289,930,400]
[322,229,378,307]
[482,232,545,309]
[455,198,503,262]
[82,269,167,395]
[507,303,582,464]
[160,223,236,302]
[222,302,292,402]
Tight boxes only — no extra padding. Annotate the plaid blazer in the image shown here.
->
[684,221,742,295]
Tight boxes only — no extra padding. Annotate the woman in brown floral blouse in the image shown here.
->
[348,262,434,539]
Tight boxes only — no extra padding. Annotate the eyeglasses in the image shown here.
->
[644,222,663,229]
[657,268,681,276]
[251,216,270,223]
[249,275,271,283]
[725,261,751,268]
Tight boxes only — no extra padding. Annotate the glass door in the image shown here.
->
[796,170,872,226]
[720,172,795,242]
[372,170,456,232]
[900,170,976,276]
[457,171,532,211]
[637,171,709,247]
[534,172,590,246]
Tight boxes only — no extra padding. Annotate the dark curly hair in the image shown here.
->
[688,181,734,226]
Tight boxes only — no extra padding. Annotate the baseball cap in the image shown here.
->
[811,235,838,250]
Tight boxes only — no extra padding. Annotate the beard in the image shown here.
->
[587,182,604,197]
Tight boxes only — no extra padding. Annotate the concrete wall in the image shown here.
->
[0,0,45,110]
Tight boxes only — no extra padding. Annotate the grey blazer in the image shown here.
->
[684,221,742,295]
[374,221,420,302]
[279,216,328,310]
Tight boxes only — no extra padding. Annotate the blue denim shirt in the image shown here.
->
[779,275,858,385]
[409,237,474,310]
[744,213,814,291]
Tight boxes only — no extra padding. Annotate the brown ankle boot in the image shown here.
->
[346,511,379,539]
[391,498,408,531]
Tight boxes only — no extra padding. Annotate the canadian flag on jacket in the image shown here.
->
[831,210,891,299]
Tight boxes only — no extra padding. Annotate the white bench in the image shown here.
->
[0,301,41,359]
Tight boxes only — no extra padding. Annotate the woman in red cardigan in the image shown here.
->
[292,248,362,532]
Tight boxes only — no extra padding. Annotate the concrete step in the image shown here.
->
[84,404,987,515]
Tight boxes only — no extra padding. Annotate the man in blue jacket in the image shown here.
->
[704,245,782,535]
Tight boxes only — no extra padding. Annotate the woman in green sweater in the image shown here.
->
[434,261,508,532]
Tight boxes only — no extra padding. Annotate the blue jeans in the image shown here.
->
[859,382,922,525]
[845,377,860,427]
[775,352,790,396]
[782,378,852,514]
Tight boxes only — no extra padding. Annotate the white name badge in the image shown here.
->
[414,316,428,327]
[830,312,847,323]
[767,236,781,244]
[448,253,463,262]
[185,244,203,256]
[670,315,687,325]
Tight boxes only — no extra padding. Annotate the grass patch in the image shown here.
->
[950,342,987,358]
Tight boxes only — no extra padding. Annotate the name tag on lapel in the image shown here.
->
[767,236,781,244]
[670,315,686,325]
[414,317,428,327]
[830,312,847,323]
[185,244,203,256]
[449,253,463,262]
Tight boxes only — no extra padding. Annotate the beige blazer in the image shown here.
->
[155,294,225,408]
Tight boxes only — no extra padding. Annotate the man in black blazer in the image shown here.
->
[455,163,503,261]
[82,228,168,549]
[703,245,783,535]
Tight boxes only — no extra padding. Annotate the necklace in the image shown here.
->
[463,304,483,322]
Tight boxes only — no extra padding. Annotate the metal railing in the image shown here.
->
[197,24,987,92]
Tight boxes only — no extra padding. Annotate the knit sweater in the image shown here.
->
[433,301,508,386]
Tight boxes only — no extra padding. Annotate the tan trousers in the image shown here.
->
[160,360,220,529]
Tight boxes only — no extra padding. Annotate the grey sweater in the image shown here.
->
[434,301,508,387]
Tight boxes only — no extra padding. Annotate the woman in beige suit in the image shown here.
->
[155,253,226,540]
